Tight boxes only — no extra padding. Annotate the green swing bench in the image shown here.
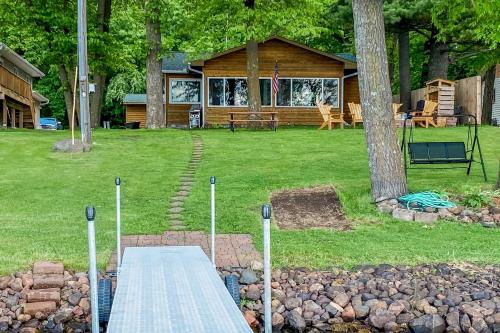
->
[402,114,487,181]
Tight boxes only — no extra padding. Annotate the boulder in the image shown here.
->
[410,314,446,333]
[52,139,88,153]
[288,309,306,331]
[239,269,258,285]
[414,212,439,223]
[392,208,414,221]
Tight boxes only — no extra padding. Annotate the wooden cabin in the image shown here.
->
[124,36,360,128]
[0,43,47,129]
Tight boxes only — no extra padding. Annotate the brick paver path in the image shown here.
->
[107,232,261,272]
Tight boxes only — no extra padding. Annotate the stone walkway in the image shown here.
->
[107,232,261,271]
[106,135,262,273]
[168,135,203,230]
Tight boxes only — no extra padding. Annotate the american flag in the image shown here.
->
[273,61,279,95]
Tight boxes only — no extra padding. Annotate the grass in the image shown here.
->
[0,126,499,274]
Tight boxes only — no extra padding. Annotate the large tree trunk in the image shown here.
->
[58,65,79,130]
[398,30,411,113]
[145,0,164,128]
[427,30,450,80]
[352,0,408,201]
[246,38,261,115]
[90,0,112,128]
[481,65,495,125]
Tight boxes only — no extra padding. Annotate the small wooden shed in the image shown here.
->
[425,78,455,126]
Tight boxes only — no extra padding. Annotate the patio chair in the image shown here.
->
[316,97,344,130]
[347,102,363,128]
[392,103,403,120]
[412,100,438,128]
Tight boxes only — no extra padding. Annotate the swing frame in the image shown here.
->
[401,114,487,181]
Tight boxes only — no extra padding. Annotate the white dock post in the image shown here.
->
[85,206,100,333]
[262,204,272,333]
[210,176,216,267]
[115,177,121,274]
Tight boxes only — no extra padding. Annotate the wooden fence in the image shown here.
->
[393,76,483,124]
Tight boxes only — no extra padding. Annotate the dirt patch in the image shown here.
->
[270,186,351,230]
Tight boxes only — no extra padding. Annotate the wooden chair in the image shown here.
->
[392,103,403,120]
[316,97,344,130]
[347,102,363,128]
[412,100,438,128]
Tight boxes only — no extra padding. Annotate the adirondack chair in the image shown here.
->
[392,103,403,119]
[316,97,344,130]
[347,102,363,128]
[412,100,438,128]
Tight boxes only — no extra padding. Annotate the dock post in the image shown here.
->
[210,176,216,267]
[85,206,100,333]
[262,204,272,333]
[115,177,121,274]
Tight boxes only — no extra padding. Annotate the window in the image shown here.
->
[276,78,340,107]
[208,77,272,107]
[169,79,201,104]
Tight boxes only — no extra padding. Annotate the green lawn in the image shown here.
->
[0,126,498,274]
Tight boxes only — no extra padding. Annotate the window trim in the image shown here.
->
[207,77,273,108]
[168,78,202,105]
[275,77,340,108]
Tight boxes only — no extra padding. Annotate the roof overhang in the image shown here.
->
[32,91,49,104]
[0,43,44,78]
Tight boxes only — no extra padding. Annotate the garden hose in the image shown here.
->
[398,191,456,210]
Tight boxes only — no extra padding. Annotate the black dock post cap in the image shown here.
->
[115,177,121,185]
[261,204,271,219]
[86,206,96,221]
[210,176,216,184]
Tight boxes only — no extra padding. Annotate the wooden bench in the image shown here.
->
[228,112,278,132]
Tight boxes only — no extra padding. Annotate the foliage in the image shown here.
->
[462,189,500,208]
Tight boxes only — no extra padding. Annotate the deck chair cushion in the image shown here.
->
[409,142,469,164]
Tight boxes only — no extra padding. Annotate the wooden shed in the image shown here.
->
[124,36,359,128]
[0,43,46,129]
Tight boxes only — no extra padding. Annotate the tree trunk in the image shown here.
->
[481,65,495,125]
[427,30,450,80]
[352,0,408,201]
[89,0,112,128]
[145,0,164,129]
[398,30,411,113]
[58,64,79,130]
[496,161,500,190]
[246,38,261,115]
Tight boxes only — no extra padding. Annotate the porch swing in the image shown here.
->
[401,114,488,181]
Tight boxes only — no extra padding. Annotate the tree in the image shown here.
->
[351,0,407,201]
[145,0,164,128]
[244,0,261,118]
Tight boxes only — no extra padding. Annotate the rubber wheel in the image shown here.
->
[224,275,241,307]
[98,279,113,323]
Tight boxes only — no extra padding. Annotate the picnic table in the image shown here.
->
[228,111,278,132]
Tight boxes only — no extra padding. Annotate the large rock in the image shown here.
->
[32,275,64,289]
[288,309,306,331]
[369,308,396,329]
[284,297,303,310]
[26,289,61,303]
[52,139,88,153]
[23,302,57,316]
[245,285,261,301]
[414,212,439,223]
[33,262,64,275]
[392,208,415,221]
[239,269,258,285]
[410,314,446,333]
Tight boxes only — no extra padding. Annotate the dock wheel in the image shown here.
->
[98,278,113,324]
[224,275,241,307]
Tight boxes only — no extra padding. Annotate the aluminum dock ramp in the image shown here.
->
[106,246,253,333]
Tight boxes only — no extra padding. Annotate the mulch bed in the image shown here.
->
[270,186,351,230]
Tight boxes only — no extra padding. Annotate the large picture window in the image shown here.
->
[208,77,272,107]
[276,78,340,107]
[169,79,201,104]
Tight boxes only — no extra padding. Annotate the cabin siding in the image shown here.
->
[202,39,347,126]
[125,105,147,128]
[0,66,33,105]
